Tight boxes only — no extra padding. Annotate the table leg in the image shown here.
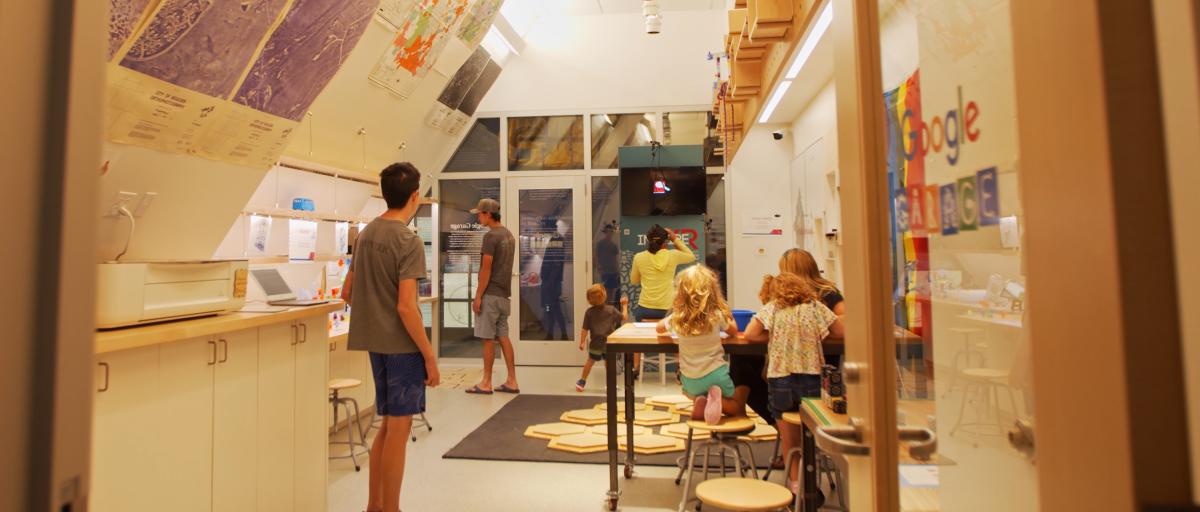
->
[801,423,820,512]
[623,352,636,479]
[605,351,620,510]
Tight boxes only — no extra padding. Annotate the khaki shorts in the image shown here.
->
[474,294,510,340]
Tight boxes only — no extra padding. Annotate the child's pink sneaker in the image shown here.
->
[691,396,707,421]
[704,386,722,425]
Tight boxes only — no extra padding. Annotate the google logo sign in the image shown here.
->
[901,86,981,166]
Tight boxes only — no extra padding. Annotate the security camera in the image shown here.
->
[772,129,787,141]
[645,15,662,34]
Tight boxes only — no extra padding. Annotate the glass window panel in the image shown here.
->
[516,188,575,341]
[437,179,500,358]
[662,111,709,146]
[591,113,655,169]
[591,176,621,305]
[443,118,500,173]
[508,115,585,171]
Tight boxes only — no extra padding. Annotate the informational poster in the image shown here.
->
[456,0,505,47]
[444,110,471,135]
[369,0,461,98]
[335,222,350,255]
[248,214,273,256]
[105,0,380,169]
[741,213,785,236]
[288,219,319,261]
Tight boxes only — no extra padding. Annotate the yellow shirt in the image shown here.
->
[630,238,696,310]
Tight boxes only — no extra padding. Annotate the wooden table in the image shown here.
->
[794,398,939,511]
[601,323,768,511]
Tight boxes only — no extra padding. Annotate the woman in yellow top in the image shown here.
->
[630,225,697,321]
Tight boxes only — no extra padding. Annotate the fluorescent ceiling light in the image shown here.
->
[758,80,793,123]
[784,1,833,79]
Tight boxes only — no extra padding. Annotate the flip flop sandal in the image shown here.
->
[495,384,521,394]
[465,385,493,395]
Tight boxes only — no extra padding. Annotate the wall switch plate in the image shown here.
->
[133,192,157,217]
[106,191,138,217]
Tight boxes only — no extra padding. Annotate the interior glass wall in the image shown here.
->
[591,113,655,169]
[443,118,500,173]
[437,179,500,358]
[516,188,576,340]
[507,115,585,171]
[591,176,621,305]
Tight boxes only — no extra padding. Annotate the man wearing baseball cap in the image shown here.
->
[465,198,520,394]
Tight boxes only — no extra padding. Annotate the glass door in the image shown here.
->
[505,176,588,365]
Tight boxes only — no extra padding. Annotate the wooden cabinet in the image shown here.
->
[92,345,162,512]
[213,329,259,512]
[92,316,329,512]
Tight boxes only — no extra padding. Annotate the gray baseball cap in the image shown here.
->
[469,198,500,214]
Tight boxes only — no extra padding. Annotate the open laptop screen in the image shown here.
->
[250,268,294,299]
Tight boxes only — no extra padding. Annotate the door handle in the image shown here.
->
[1008,419,1035,457]
[815,417,870,456]
[291,324,299,346]
[815,419,937,460]
[97,362,110,393]
[330,341,336,352]
[207,340,218,365]
[300,323,308,343]
[218,339,229,363]
[898,426,937,461]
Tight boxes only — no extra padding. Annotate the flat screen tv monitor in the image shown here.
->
[620,167,707,216]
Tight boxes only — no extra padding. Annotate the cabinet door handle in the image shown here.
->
[208,340,218,365]
[329,341,336,352]
[300,323,308,343]
[219,339,229,363]
[98,362,109,392]
[291,324,299,346]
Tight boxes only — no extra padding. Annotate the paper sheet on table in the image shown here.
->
[899,465,938,488]
[633,322,657,328]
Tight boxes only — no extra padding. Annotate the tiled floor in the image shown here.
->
[327,364,770,512]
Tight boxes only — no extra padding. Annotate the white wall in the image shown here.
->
[727,125,797,310]
[478,10,725,114]
[789,82,842,288]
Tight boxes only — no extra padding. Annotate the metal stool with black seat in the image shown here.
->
[328,378,369,471]
[676,417,760,512]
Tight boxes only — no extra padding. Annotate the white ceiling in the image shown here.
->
[533,0,725,16]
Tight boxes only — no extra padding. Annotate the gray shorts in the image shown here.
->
[474,294,510,340]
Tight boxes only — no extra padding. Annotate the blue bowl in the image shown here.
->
[732,309,755,332]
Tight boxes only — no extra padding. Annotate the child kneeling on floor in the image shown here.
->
[657,265,742,425]
[577,285,629,391]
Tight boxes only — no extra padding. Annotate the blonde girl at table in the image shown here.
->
[656,265,741,425]
[744,272,844,492]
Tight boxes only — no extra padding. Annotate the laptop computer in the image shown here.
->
[250,268,329,307]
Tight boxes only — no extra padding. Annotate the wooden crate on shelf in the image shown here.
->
[730,58,763,99]
[748,0,794,42]
[727,8,747,35]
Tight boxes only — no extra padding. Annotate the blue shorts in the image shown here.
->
[370,352,427,417]
[680,365,736,398]
[768,373,822,420]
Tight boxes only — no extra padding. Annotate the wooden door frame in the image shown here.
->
[832,0,1193,510]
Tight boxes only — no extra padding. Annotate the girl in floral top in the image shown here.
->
[744,272,844,490]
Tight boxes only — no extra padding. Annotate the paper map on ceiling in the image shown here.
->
[457,58,501,116]
[369,0,468,98]
[104,0,381,169]
[457,0,505,47]
[437,46,490,108]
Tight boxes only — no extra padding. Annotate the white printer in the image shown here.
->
[96,260,249,329]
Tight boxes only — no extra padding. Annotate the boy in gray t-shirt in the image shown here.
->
[341,162,438,512]
[465,198,521,395]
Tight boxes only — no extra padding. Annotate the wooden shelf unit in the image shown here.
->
[748,0,795,42]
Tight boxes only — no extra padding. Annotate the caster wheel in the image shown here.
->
[695,502,702,511]
[354,466,361,472]
[607,497,618,511]
[428,426,433,432]
[674,477,681,485]
[623,465,633,479]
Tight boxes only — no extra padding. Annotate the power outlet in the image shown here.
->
[106,191,138,217]
[133,192,157,217]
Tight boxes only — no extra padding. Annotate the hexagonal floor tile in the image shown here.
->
[588,424,649,437]
[593,401,649,412]
[618,409,678,426]
[523,422,588,440]
[645,394,693,409]
[660,422,711,441]
[548,433,609,454]
[619,433,686,454]
[738,423,779,442]
[560,408,609,425]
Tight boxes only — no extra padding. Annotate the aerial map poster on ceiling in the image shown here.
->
[104,0,382,169]
[107,0,155,61]
[457,0,505,47]
[369,0,466,98]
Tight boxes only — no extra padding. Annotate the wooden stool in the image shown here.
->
[329,379,369,471]
[950,367,1018,446]
[676,417,759,512]
[695,478,792,511]
[944,327,986,397]
[778,412,843,511]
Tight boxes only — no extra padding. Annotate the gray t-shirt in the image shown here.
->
[582,304,623,353]
[347,218,426,354]
[480,226,515,298]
